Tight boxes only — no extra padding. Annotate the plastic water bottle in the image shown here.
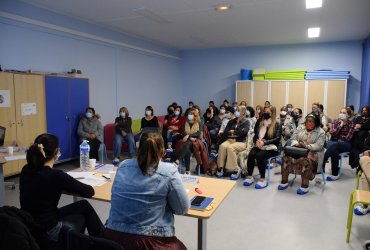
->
[80,140,90,171]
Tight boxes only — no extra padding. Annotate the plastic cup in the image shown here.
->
[89,159,96,170]
[7,146,13,155]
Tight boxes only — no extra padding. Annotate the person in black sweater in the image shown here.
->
[19,133,104,242]
[134,105,160,142]
[113,106,136,162]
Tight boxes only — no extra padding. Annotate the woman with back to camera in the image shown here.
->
[20,133,104,242]
[113,107,136,164]
[77,107,103,160]
[278,113,326,195]
[105,132,190,250]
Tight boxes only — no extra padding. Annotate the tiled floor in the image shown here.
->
[4,157,369,250]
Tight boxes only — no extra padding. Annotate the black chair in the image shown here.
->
[58,226,123,250]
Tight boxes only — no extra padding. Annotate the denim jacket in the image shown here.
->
[106,159,190,237]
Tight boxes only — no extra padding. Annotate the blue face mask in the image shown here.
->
[225,113,231,119]
[220,109,225,114]
[234,111,240,118]
[120,112,126,118]
[187,114,194,121]
[292,113,299,120]
[174,111,180,116]
[86,112,92,118]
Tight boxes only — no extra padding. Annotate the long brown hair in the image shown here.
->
[259,105,277,138]
[137,132,164,176]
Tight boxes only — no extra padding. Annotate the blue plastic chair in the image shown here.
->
[338,152,350,177]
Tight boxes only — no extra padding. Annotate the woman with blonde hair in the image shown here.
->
[105,132,189,249]
[172,108,208,174]
[243,106,281,189]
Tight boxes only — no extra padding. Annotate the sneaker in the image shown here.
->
[354,204,370,216]
[112,158,120,166]
[215,168,224,178]
[297,187,309,195]
[243,176,254,186]
[230,167,241,180]
[326,175,340,181]
[255,179,268,189]
[278,183,289,190]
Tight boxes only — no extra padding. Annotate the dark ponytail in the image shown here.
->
[26,133,59,169]
[137,132,164,176]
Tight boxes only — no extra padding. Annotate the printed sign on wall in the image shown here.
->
[0,90,11,107]
[21,103,37,116]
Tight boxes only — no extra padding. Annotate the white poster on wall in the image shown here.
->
[21,103,37,116]
[0,90,11,107]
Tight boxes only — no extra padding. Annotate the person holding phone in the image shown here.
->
[105,132,190,250]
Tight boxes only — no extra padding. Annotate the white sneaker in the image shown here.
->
[230,167,241,180]
[243,176,254,186]
[255,179,268,189]
[215,168,224,178]
[354,203,370,216]
[326,175,340,181]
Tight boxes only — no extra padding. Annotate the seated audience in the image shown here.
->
[282,108,305,147]
[323,107,354,181]
[219,107,235,136]
[206,104,226,146]
[164,105,185,148]
[255,104,263,121]
[350,106,370,169]
[20,133,104,242]
[162,104,176,144]
[354,133,370,215]
[105,132,189,250]
[184,101,194,117]
[223,99,230,107]
[172,108,208,174]
[135,106,160,142]
[77,107,102,160]
[208,100,219,115]
[312,102,329,132]
[113,107,136,162]
[203,107,214,124]
[215,106,250,179]
[286,103,294,116]
[243,106,281,189]
[278,114,326,195]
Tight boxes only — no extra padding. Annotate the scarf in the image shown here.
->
[185,121,199,135]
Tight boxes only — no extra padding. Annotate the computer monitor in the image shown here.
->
[0,126,5,147]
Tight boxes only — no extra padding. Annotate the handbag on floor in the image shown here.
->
[284,146,309,159]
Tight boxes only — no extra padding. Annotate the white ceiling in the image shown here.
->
[19,0,370,50]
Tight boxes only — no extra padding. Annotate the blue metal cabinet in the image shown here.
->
[45,76,89,161]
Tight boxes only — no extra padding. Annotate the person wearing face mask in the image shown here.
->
[312,102,329,132]
[240,101,247,107]
[164,105,186,148]
[278,114,326,195]
[206,104,227,147]
[323,107,354,181]
[232,101,238,111]
[162,104,176,145]
[219,107,236,136]
[135,106,160,142]
[223,99,230,107]
[172,108,208,174]
[184,101,194,117]
[349,106,370,169]
[203,107,214,124]
[255,105,263,121]
[208,100,219,115]
[286,104,294,116]
[20,134,104,242]
[215,106,251,179]
[283,108,305,147]
[77,107,103,160]
[113,107,135,163]
[243,106,281,189]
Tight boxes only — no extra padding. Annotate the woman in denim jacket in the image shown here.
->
[105,132,190,250]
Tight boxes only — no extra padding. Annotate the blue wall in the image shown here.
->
[0,1,365,124]
[181,42,363,112]
[0,1,183,124]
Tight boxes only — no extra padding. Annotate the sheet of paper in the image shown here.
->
[4,154,26,161]
[66,171,96,179]
[180,174,199,184]
[0,90,11,107]
[21,102,37,116]
[78,176,106,186]
[95,164,114,173]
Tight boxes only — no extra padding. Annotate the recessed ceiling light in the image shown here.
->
[306,0,322,9]
[308,27,320,38]
[214,4,232,11]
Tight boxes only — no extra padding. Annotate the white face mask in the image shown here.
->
[174,111,180,116]
[86,112,93,118]
[338,113,348,120]
[187,114,194,121]
[220,109,225,114]
[280,111,287,116]
[145,110,152,116]
[120,112,126,118]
